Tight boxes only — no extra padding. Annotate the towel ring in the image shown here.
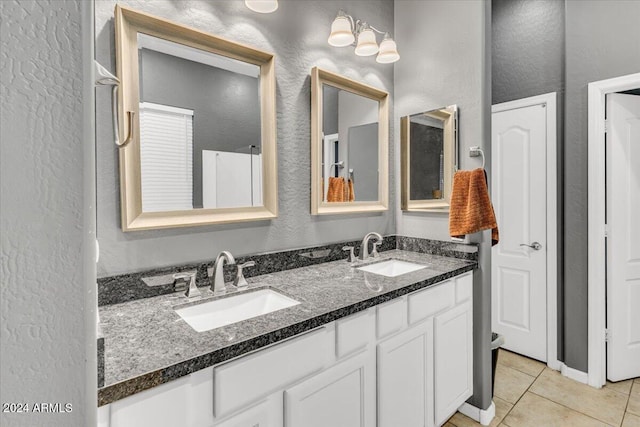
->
[469,146,485,169]
[330,161,344,177]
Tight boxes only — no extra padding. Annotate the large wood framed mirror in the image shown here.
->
[310,67,389,215]
[401,105,458,212]
[115,5,277,231]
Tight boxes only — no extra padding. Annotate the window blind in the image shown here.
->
[139,102,194,212]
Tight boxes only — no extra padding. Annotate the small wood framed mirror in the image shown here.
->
[310,67,389,215]
[401,105,458,212]
[115,5,277,231]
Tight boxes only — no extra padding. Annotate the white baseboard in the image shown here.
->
[547,359,562,372]
[560,363,589,384]
[458,401,495,426]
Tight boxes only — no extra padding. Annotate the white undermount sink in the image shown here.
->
[175,289,300,332]
[357,259,427,278]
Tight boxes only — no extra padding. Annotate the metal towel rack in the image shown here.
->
[469,146,485,169]
[330,161,344,177]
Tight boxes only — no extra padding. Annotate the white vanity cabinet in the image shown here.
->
[377,318,434,427]
[434,300,473,425]
[284,350,376,427]
[377,272,474,427]
[100,272,474,427]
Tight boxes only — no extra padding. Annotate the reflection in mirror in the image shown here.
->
[137,34,262,212]
[401,105,458,211]
[311,67,389,215]
[115,5,277,231]
[321,84,379,203]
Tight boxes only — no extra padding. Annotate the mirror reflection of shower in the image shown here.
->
[201,144,262,210]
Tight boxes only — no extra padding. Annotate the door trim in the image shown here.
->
[587,72,640,388]
[491,92,559,370]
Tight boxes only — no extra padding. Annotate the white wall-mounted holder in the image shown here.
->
[469,146,485,169]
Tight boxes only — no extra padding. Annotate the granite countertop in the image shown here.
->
[98,249,476,405]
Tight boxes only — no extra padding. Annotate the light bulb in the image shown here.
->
[328,12,354,47]
[354,25,378,56]
[245,0,278,14]
[376,34,399,63]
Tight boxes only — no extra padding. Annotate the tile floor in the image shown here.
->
[445,349,640,427]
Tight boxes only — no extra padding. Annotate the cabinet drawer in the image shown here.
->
[336,309,375,358]
[213,327,332,417]
[456,272,473,303]
[408,281,455,324]
[376,296,407,339]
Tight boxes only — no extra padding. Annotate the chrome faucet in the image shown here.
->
[210,251,236,294]
[359,232,383,260]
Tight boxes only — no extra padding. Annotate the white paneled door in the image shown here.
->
[492,102,548,362]
[606,93,640,381]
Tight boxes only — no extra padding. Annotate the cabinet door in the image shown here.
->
[377,319,434,427]
[284,350,375,427]
[110,376,190,427]
[434,300,473,425]
[215,394,282,427]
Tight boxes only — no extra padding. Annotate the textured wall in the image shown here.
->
[394,0,492,410]
[394,0,486,242]
[492,0,564,105]
[491,0,566,363]
[0,1,91,425]
[96,0,395,276]
[564,0,640,372]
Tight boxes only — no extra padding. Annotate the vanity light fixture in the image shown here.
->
[328,10,399,63]
[245,0,278,14]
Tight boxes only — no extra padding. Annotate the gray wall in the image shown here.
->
[140,48,261,208]
[394,0,492,410]
[0,1,95,426]
[493,0,640,373]
[323,85,339,135]
[394,0,488,241]
[491,0,566,363]
[492,0,564,105]
[96,0,395,276]
[348,123,379,201]
[564,0,640,372]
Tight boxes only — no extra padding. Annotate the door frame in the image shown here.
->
[491,92,559,370]
[587,72,640,388]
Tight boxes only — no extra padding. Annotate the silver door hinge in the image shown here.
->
[604,224,610,237]
[605,329,610,342]
[604,119,609,133]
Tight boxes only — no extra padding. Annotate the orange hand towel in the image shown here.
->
[326,177,345,202]
[449,168,499,245]
[344,179,355,202]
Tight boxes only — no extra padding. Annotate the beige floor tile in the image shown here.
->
[448,412,480,427]
[502,392,611,427]
[494,364,536,404]
[629,382,640,416]
[530,368,627,426]
[497,349,545,377]
[449,397,513,427]
[605,378,634,396]
[443,422,457,427]
[623,413,640,427]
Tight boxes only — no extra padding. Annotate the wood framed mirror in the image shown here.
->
[310,67,389,215]
[115,5,277,231]
[401,105,458,212]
